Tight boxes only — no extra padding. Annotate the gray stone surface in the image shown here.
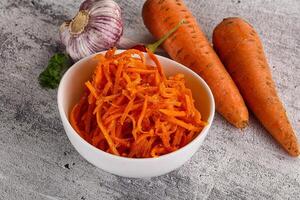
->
[0,0,299,199]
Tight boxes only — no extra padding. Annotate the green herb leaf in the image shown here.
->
[38,53,73,89]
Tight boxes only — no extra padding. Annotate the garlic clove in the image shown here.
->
[60,0,123,61]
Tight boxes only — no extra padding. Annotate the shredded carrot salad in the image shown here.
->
[70,48,206,158]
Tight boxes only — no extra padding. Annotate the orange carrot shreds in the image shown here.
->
[185,131,197,145]
[107,118,116,131]
[69,49,206,158]
[84,103,95,133]
[146,49,167,83]
[105,47,117,58]
[126,114,137,140]
[115,49,146,63]
[160,124,171,148]
[123,72,132,84]
[126,68,157,74]
[111,136,131,148]
[113,61,124,94]
[136,86,158,93]
[92,128,104,146]
[103,62,112,83]
[70,103,85,138]
[167,117,200,131]
[150,144,168,157]
[143,136,157,157]
[120,96,135,125]
[85,81,98,99]
[159,109,186,117]
[172,128,185,147]
[127,59,148,69]
[103,113,123,125]
[102,82,112,96]
[93,64,103,87]
[137,95,149,133]
[101,94,121,102]
[184,94,193,116]
[101,106,120,119]
[136,131,154,144]
[110,63,117,75]
[96,108,119,156]
[88,94,96,105]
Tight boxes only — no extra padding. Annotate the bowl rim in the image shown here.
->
[57,50,215,162]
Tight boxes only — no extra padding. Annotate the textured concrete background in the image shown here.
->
[0,0,299,199]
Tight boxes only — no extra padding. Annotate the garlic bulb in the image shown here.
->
[60,0,123,61]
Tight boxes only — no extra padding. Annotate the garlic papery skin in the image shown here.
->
[60,0,123,61]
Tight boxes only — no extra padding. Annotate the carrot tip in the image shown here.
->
[236,120,249,129]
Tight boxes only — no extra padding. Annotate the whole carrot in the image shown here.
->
[213,17,299,156]
[142,0,249,128]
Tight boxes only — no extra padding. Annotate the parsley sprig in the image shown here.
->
[38,53,73,89]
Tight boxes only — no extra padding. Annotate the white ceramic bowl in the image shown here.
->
[57,50,215,178]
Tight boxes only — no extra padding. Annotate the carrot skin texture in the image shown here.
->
[142,0,249,128]
[213,17,300,156]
